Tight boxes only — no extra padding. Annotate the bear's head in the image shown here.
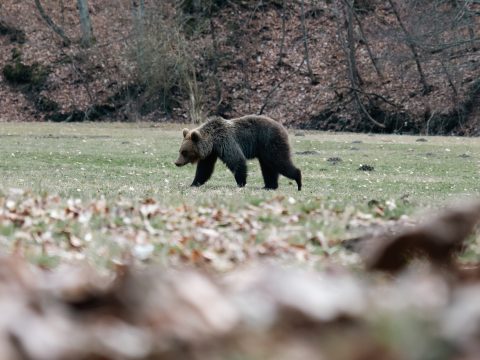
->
[174,128,202,167]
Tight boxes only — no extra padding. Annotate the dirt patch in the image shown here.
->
[358,164,374,171]
[295,150,321,155]
[327,157,342,165]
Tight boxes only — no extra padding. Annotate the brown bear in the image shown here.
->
[174,115,302,190]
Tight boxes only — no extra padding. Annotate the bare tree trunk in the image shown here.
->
[60,0,66,26]
[387,0,431,94]
[209,17,223,113]
[344,0,361,88]
[77,0,94,47]
[439,60,464,133]
[340,0,385,129]
[462,0,477,51]
[34,0,71,46]
[192,0,202,13]
[467,26,476,51]
[132,0,145,20]
[300,0,317,84]
[241,2,262,113]
[131,0,145,41]
[132,0,145,70]
[58,48,95,121]
[351,6,383,79]
[432,26,459,104]
[277,0,287,65]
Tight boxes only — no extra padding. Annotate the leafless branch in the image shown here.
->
[34,0,71,46]
[387,0,431,95]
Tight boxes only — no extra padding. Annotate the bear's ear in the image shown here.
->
[182,128,189,138]
[190,130,201,142]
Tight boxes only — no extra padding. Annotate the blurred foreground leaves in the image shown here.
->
[0,189,400,271]
[0,190,480,359]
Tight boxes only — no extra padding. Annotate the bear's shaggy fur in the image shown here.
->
[175,115,302,190]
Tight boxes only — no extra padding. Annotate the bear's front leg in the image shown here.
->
[191,154,217,187]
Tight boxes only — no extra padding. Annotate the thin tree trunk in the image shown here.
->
[60,0,66,26]
[388,0,431,94]
[132,0,145,71]
[467,26,476,51]
[300,0,317,84]
[77,0,94,47]
[344,0,361,88]
[58,48,95,121]
[131,0,145,38]
[438,41,464,132]
[463,0,477,51]
[440,60,463,131]
[277,0,287,65]
[132,0,145,19]
[192,0,202,13]
[209,16,223,113]
[34,0,71,46]
[350,5,383,79]
[341,0,385,129]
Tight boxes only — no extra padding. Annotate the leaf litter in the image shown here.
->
[0,189,480,359]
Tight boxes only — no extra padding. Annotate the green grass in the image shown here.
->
[0,122,479,270]
[0,122,478,208]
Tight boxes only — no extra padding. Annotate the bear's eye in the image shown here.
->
[181,150,188,157]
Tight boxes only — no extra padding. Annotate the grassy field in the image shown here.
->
[0,122,478,206]
[0,122,479,270]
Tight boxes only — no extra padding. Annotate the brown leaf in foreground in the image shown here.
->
[365,200,480,273]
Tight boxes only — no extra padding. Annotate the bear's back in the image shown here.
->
[230,115,289,159]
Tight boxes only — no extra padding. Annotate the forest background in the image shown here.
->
[1,0,479,134]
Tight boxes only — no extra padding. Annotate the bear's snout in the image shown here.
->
[175,157,187,167]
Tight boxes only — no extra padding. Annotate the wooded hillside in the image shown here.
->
[1,0,479,134]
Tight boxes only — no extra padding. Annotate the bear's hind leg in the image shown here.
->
[279,163,302,191]
[259,160,279,190]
